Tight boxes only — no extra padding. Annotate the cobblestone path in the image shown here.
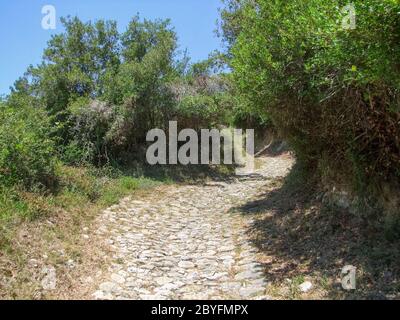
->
[92,155,294,300]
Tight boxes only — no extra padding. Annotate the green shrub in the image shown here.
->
[225,0,400,206]
[170,74,234,130]
[0,105,57,190]
[9,15,239,166]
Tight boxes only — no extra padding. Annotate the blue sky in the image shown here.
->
[0,0,223,95]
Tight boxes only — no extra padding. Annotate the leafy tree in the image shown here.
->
[7,14,236,166]
[188,51,227,77]
[9,16,182,163]
[10,17,120,146]
[223,0,400,205]
[218,0,248,52]
[101,17,179,158]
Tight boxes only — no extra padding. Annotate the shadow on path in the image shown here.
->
[232,162,400,299]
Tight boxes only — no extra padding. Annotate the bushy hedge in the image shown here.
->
[0,104,56,189]
[170,74,233,130]
[226,0,400,207]
[8,16,232,166]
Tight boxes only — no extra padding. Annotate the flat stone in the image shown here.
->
[205,272,229,280]
[186,272,200,281]
[136,288,151,295]
[99,282,117,293]
[219,255,234,261]
[111,273,126,284]
[93,290,114,300]
[178,261,195,268]
[234,270,262,281]
[299,281,313,293]
[92,291,104,300]
[155,276,173,286]
[222,259,235,268]
[221,282,242,291]
[219,245,235,252]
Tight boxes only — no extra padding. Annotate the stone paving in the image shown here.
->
[92,155,294,300]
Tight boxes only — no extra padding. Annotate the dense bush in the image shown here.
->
[6,15,235,167]
[102,17,178,156]
[223,0,400,209]
[63,98,112,165]
[170,74,233,130]
[7,15,235,166]
[0,104,56,189]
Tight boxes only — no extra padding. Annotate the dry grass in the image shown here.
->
[0,165,160,299]
[0,162,234,299]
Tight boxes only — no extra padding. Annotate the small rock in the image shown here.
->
[235,270,261,281]
[111,273,126,284]
[93,290,109,300]
[28,259,39,267]
[223,259,235,268]
[155,276,173,286]
[92,291,103,299]
[178,261,195,268]
[99,282,117,292]
[218,245,235,252]
[299,281,313,293]
[219,255,234,261]
[205,250,217,256]
[186,272,200,281]
[66,259,75,268]
[136,288,151,295]
[84,276,94,283]
[159,283,179,291]
[205,272,228,280]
